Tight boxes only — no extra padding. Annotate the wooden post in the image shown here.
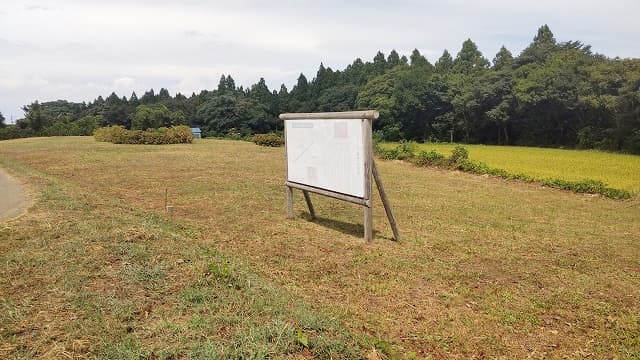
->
[372,160,400,241]
[284,114,293,219]
[364,205,373,241]
[363,118,373,242]
[286,186,294,219]
[302,190,315,219]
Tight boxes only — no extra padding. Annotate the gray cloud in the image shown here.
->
[1,0,639,121]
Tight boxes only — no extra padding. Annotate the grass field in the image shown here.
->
[1,137,639,358]
[381,142,640,193]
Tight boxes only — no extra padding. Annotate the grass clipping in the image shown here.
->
[376,141,633,199]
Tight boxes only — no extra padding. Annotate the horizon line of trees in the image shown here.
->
[1,25,639,153]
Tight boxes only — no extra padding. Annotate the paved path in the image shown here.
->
[0,169,29,222]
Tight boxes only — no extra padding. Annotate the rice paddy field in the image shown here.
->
[0,137,639,358]
[381,142,640,193]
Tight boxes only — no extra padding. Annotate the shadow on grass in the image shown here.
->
[299,212,383,239]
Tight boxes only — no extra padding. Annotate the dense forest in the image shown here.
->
[1,25,639,153]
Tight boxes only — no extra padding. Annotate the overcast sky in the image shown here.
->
[1,0,639,122]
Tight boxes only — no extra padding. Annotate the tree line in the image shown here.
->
[2,25,639,153]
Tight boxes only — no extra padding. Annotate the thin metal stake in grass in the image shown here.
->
[164,188,168,210]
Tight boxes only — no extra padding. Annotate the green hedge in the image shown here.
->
[94,125,193,144]
[251,133,284,147]
[0,126,34,141]
[376,142,632,200]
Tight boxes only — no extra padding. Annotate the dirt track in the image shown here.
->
[0,169,29,221]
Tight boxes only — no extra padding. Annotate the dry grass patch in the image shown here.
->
[1,136,639,358]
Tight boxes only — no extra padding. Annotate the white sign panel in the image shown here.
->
[286,119,365,198]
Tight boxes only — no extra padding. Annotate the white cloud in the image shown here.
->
[0,0,639,119]
[113,77,136,91]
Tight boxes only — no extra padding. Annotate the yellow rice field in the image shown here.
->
[382,142,640,193]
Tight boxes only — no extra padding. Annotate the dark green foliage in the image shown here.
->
[623,131,640,154]
[387,50,401,67]
[493,46,514,70]
[289,73,312,112]
[453,39,490,74]
[518,24,557,65]
[378,145,632,199]
[0,112,5,128]
[195,94,274,137]
[94,125,193,145]
[435,50,454,73]
[410,49,431,68]
[5,24,640,154]
[251,133,284,147]
[316,85,358,112]
[42,115,101,136]
[23,101,47,132]
[131,104,184,130]
[103,93,131,128]
[0,125,34,140]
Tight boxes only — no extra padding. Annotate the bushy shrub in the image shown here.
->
[166,126,195,144]
[376,147,396,160]
[450,145,469,164]
[0,126,34,141]
[251,133,284,147]
[94,125,128,142]
[94,125,193,144]
[396,141,417,159]
[414,150,447,167]
[226,128,246,141]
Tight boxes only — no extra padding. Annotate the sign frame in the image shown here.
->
[280,110,400,242]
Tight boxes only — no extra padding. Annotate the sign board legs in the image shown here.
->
[285,166,400,242]
[286,185,293,219]
[302,190,315,219]
[364,203,373,241]
[286,186,316,219]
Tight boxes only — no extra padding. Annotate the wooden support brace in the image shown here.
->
[302,190,315,219]
[372,159,401,241]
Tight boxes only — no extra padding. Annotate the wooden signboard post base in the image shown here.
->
[285,158,400,242]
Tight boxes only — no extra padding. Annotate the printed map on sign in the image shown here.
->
[286,119,365,198]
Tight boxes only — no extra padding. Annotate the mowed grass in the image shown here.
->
[1,136,639,358]
[381,142,640,193]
